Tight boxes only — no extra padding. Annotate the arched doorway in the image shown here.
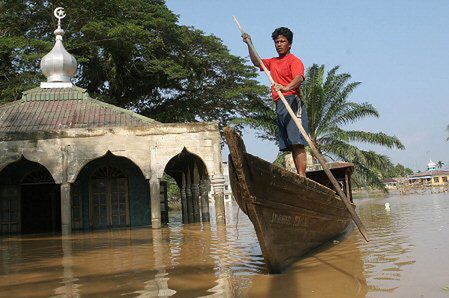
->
[0,158,60,234]
[21,169,61,234]
[73,152,150,230]
[164,149,210,224]
[90,166,129,228]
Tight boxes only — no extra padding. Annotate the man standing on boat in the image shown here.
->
[242,27,309,177]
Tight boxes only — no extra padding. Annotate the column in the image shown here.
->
[60,182,72,235]
[192,164,201,222]
[180,173,188,224]
[186,168,193,223]
[150,178,161,229]
[199,179,210,222]
[211,175,226,225]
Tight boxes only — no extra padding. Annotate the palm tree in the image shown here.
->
[436,161,444,169]
[233,64,405,188]
[302,64,404,187]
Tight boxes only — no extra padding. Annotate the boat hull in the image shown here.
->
[225,127,354,273]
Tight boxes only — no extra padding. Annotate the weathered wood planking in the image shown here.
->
[225,127,354,274]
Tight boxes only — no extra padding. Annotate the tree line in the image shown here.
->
[0,0,408,189]
[0,0,268,131]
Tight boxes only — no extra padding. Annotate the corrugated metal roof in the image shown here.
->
[0,87,159,133]
[409,170,449,178]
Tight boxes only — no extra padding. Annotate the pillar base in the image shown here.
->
[211,175,226,225]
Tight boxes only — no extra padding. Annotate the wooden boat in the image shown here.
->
[224,127,355,274]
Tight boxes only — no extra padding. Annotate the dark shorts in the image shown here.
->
[276,95,310,152]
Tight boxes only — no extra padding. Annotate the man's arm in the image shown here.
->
[242,33,260,67]
[274,74,304,92]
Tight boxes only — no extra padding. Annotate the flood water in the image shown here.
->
[1,193,448,297]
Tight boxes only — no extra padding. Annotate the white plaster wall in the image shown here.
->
[0,123,222,184]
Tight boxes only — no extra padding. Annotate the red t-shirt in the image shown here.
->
[260,53,304,101]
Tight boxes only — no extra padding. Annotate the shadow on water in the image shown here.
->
[2,195,448,297]
[166,223,217,298]
[246,229,367,298]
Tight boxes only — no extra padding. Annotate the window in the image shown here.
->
[443,176,448,183]
[224,185,228,190]
[22,169,54,184]
[90,166,129,228]
[433,177,439,183]
[0,186,20,234]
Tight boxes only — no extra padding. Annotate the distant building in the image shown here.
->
[383,178,398,189]
[407,160,449,186]
[408,170,449,186]
[285,152,315,172]
[222,161,234,202]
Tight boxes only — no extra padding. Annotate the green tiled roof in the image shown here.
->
[0,87,159,133]
[21,86,89,101]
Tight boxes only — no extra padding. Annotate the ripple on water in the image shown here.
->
[1,194,448,297]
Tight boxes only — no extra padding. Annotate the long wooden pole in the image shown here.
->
[233,16,369,242]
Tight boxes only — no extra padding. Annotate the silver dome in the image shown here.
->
[40,8,77,87]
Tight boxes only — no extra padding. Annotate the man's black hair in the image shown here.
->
[271,27,293,43]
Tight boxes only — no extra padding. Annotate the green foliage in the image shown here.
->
[161,173,180,209]
[234,64,405,188]
[0,0,268,130]
[302,64,405,188]
[273,152,287,167]
[436,161,445,169]
[383,163,414,178]
[232,97,277,143]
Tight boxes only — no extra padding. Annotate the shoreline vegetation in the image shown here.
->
[1,1,416,197]
[353,185,449,199]
[352,188,388,199]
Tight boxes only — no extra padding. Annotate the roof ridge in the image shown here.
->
[21,86,88,101]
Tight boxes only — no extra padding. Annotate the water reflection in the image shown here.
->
[357,198,416,295]
[247,232,367,297]
[133,229,176,297]
[52,236,80,297]
[166,223,217,297]
[0,194,448,297]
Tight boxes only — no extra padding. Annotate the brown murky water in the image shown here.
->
[1,193,448,297]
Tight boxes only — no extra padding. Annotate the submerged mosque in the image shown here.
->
[0,8,226,235]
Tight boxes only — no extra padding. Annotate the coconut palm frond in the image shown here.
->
[322,140,393,189]
[346,131,405,149]
[332,102,379,125]
[301,64,404,189]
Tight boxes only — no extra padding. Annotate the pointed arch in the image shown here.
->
[71,151,150,230]
[0,157,61,234]
[70,150,146,183]
[0,155,58,184]
[163,148,209,186]
[162,148,210,224]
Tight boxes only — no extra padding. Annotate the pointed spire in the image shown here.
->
[40,7,77,88]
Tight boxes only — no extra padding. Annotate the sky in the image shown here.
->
[166,0,449,171]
